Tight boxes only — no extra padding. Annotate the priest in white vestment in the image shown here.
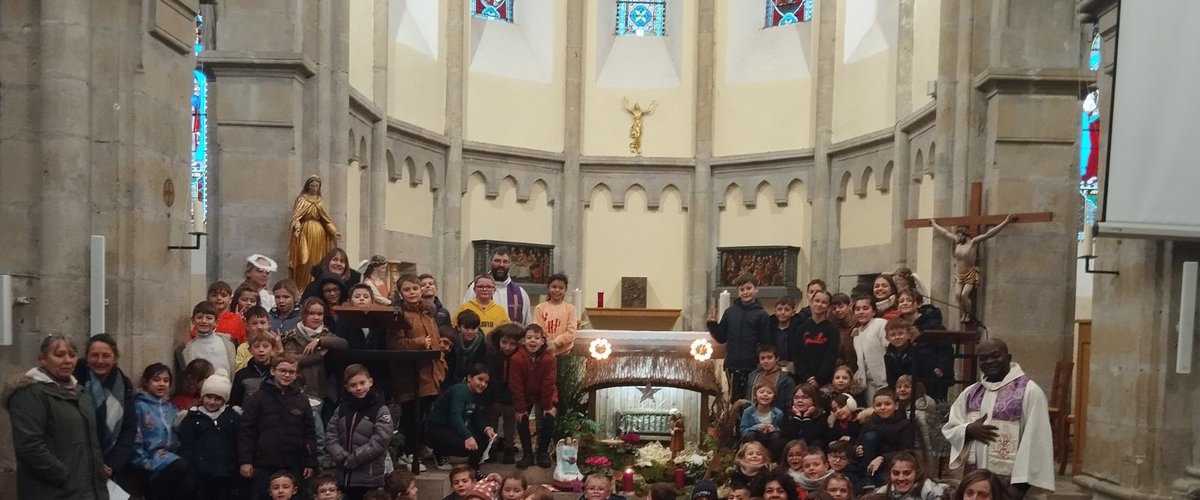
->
[465,247,532,325]
[943,338,1055,499]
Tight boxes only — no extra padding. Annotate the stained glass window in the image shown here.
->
[616,1,666,37]
[191,16,208,224]
[765,0,813,28]
[1079,28,1101,234]
[472,0,513,22]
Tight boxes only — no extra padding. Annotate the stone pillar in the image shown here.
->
[891,0,915,267]
[687,0,716,329]
[928,0,960,306]
[974,0,1083,384]
[558,0,585,283]
[809,0,838,281]
[439,0,467,300]
[369,0,390,253]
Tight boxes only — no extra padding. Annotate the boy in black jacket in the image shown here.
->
[707,274,771,402]
[179,369,242,500]
[240,354,319,500]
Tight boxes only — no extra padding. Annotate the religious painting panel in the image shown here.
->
[716,246,800,287]
[472,239,555,285]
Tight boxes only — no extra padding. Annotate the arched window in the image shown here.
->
[472,0,513,23]
[191,15,208,224]
[616,0,666,37]
[766,0,813,28]
[1079,28,1100,231]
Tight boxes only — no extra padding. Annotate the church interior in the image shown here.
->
[2,0,1198,499]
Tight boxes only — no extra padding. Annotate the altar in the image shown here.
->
[571,329,725,445]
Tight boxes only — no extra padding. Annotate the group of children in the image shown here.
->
[711,272,956,500]
[120,248,582,500]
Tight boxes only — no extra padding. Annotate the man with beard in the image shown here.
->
[942,338,1054,499]
[465,247,531,324]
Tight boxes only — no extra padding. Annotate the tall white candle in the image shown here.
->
[572,288,582,307]
[718,290,731,320]
[192,199,205,234]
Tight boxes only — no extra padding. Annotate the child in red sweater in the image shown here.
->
[509,324,557,469]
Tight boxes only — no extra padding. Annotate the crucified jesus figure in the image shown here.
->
[929,214,1015,324]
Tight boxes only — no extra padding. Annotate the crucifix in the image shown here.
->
[904,182,1053,325]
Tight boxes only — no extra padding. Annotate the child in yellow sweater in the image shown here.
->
[533,273,577,355]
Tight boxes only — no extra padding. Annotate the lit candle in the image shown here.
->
[192,199,205,234]
[597,291,605,308]
[573,288,582,307]
[1082,224,1094,257]
[622,467,634,493]
[674,466,685,488]
[718,290,731,320]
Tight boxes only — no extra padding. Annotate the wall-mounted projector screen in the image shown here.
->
[1100,0,1200,240]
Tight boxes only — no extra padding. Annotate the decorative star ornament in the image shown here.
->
[638,382,660,403]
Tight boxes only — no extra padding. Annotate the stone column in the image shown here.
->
[558,0,585,283]
[439,0,467,300]
[928,0,960,306]
[974,0,1083,384]
[809,0,838,282]
[37,0,92,336]
[369,0,390,253]
[686,0,716,329]
[891,0,914,267]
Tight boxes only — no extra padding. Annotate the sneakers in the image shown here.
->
[536,452,552,468]
[435,454,452,471]
[397,454,427,472]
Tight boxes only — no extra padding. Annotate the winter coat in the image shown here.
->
[302,268,361,302]
[745,368,795,412]
[708,299,771,371]
[334,319,392,398]
[883,340,954,401]
[178,405,241,479]
[74,363,138,474]
[310,272,350,331]
[3,368,109,500]
[738,404,784,437]
[281,322,348,400]
[483,330,515,406]
[387,301,446,402]
[827,414,863,445]
[509,345,558,411]
[238,377,319,469]
[861,412,915,462]
[444,327,490,390]
[131,391,184,472]
[430,296,453,328]
[780,411,829,449]
[910,305,945,333]
[325,392,393,488]
[231,359,271,407]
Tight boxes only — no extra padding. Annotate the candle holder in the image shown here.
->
[168,231,208,250]
[1077,255,1118,275]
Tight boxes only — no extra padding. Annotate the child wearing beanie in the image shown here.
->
[179,368,243,500]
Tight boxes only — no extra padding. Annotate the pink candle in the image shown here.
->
[622,468,633,492]
[674,467,685,488]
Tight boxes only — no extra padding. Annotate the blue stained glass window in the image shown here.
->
[1078,30,1100,236]
[191,16,208,225]
[472,0,513,23]
[765,0,813,28]
[616,1,666,37]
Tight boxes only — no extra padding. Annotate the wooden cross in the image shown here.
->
[903,182,1053,234]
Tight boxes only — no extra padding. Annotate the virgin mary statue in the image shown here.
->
[288,175,339,288]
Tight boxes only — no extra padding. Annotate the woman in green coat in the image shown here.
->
[3,334,109,500]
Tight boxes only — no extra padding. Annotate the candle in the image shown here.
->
[622,468,634,493]
[573,288,582,307]
[1082,224,1094,256]
[674,466,685,488]
[192,199,205,234]
[597,291,605,308]
[718,290,731,320]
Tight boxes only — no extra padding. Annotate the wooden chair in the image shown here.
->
[1048,360,1073,475]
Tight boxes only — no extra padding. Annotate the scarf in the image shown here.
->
[286,321,326,344]
[454,332,484,380]
[794,469,833,491]
[195,404,227,422]
[876,295,896,314]
[34,367,77,394]
[505,280,525,322]
[86,370,126,453]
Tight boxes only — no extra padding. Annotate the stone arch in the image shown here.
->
[403,157,417,185]
[527,178,552,205]
[421,162,439,190]
[466,170,492,196]
[787,178,807,206]
[659,184,684,211]
[838,171,854,201]
[585,183,612,208]
[912,149,925,181]
[387,151,400,181]
[856,166,874,197]
[617,183,647,209]
[718,182,743,209]
[927,142,936,172]
[358,137,368,167]
[748,180,773,209]
[347,130,356,161]
[878,161,894,192]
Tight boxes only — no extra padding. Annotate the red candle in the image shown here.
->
[622,468,633,492]
[597,291,605,308]
[674,467,685,488]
